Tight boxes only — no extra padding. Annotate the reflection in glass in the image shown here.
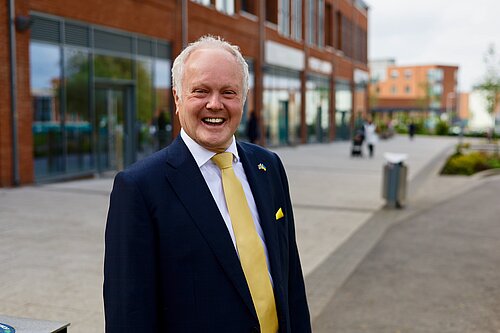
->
[137,59,154,159]
[263,68,301,146]
[65,48,93,172]
[31,42,63,178]
[306,75,330,142]
[96,89,125,171]
[237,69,255,140]
[153,59,172,150]
[94,54,133,80]
[31,34,172,180]
[335,81,352,140]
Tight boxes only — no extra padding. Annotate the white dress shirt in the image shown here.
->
[180,129,272,274]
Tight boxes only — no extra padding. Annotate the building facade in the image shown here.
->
[1,0,369,187]
[369,60,459,126]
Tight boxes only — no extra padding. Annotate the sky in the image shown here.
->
[366,0,500,92]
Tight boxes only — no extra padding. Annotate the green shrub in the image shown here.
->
[434,120,449,136]
[441,152,491,175]
[487,156,500,169]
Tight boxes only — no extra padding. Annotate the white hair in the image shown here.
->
[171,35,249,103]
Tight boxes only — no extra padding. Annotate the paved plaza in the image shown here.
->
[1,134,494,332]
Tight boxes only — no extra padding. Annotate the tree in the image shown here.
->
[476,43,500,140]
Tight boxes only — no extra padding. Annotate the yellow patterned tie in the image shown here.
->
[212,152,278,333]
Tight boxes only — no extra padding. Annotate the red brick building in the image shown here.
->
[1,0,368,186]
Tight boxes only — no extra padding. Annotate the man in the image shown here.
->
[104,35,311,333]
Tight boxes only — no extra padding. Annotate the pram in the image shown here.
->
[351,130,364,157]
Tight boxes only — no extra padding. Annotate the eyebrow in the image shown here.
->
[189,82,240,92]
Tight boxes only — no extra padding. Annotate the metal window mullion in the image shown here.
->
[130,37,138,164]
[60,22,68,173]
[89,26,99,173]
[152,42,157,120]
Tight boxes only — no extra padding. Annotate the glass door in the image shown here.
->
[279,100,289,145]
[95,87,133,172]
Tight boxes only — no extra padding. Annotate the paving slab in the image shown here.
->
[313,175,500,333]
[0,135,469,332]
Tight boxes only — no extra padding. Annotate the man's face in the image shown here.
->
[174,48,245,152]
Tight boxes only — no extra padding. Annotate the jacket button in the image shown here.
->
[250,327,260,333]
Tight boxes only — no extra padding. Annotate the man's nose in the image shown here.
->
[206,93,223,110]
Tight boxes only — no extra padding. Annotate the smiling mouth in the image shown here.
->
[202,117,225,125]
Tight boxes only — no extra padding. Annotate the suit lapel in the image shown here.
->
[237,143,286,321]
[164,136,257,319]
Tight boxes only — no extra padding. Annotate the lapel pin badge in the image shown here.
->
[258,163,267,172]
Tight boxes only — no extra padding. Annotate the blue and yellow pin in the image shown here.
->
[258,163,267,171]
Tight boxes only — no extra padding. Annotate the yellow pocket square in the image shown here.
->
[275,208,284,220]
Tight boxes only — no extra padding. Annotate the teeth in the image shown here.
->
[203,118,224,124]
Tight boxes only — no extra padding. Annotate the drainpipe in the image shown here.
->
[8,0,20,186]
[257,0,265,145]
[181,0,188,48]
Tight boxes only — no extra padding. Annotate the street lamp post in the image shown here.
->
[446,92,456,125]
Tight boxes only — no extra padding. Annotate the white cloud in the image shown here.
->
[366,0,500,91]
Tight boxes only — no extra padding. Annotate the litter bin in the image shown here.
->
[382,153,408,208]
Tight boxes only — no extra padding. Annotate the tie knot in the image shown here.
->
[212,152,234,170]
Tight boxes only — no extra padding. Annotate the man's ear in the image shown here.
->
[172,88,180,115]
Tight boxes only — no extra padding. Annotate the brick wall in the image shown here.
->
[0,0,368,186]
[0,2,13,187]
[29,0,176,40]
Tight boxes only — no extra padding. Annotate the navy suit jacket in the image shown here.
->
[104,136,311,332]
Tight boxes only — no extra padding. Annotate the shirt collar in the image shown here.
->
[180,128,240,168]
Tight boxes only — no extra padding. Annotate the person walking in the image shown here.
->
[246,110,260,144]
[364,118,377,158]
[104,35,311,333]
[408,121,416,140]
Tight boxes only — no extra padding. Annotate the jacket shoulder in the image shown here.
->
[119,148,167,183]
[238,141,279,160]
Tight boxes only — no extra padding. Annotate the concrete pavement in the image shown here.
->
[0,134,482,332]
[312,171,500,332]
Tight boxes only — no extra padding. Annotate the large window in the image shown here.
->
[341,15,352,57]
[317,0,325,48]
[216,0,235,15]
[263,67,302,146]
[325,3,333,47]
[241,0,257,15]
[236,60,255,141]
[65,48,92,173]
[192,0,211,5]
[266,0,278,24]
[30,15,172,180]
[336,11,342,50]
[278,0,290,36]
[353,24,367,63]
[307,0,315,45]
[31,43,63,178]
[306,75,330,142]
[152,59,173,153]
[292,0,302,40]
[94,55,133,80]
[335,80,352,140]
[427,68,443,82]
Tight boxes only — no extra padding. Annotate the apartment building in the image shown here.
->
[1,0,369,186]
[369,59,459,121]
